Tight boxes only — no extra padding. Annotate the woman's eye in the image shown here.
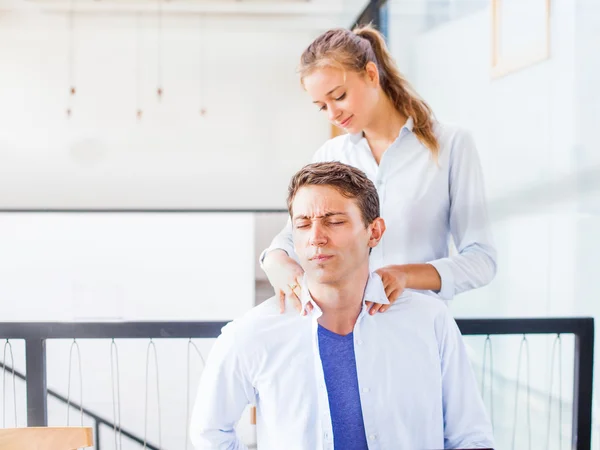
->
[296,224,309,229]
[329,221,344,225]
[317,93,344,112]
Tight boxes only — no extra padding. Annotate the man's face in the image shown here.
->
[291,185,383,285]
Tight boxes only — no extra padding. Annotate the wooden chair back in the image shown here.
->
[0,426,93,450]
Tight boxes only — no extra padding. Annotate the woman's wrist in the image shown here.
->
[388,264,440,291]
[263,249,291,270]
[391,264,412,288]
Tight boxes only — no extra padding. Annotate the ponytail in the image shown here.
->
[354,25,439,158]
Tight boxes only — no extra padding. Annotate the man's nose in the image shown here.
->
[309,223,327,247]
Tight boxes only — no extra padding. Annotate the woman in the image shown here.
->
[262,25,496,315]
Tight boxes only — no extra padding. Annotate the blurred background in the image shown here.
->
[0,0,599,448]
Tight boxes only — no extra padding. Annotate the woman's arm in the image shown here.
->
[371,263,441,313]
[427,129,497,300]
[390,263,441,291]
[371,129,496,312]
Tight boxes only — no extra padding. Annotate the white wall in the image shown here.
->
[410,0,579,316]
[0,212,255,321]
[0,10,331,209]
[0,6,345,448]
[254,211,288,281]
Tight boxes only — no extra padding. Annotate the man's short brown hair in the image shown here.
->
[287,162,380,226]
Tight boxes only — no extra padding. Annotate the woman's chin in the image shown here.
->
[344,125,360,135]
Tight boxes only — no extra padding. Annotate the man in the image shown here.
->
[190,162,494,449]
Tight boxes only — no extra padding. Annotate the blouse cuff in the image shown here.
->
[428,259,455,301]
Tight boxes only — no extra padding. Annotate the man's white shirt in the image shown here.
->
[190,272,494,449]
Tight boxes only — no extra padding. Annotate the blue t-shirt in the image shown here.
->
[318,324,369,450]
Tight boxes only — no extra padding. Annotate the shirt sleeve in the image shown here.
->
[437,308,495,448]
[259,141,333,267]
[428,129,497,300]
[189,323,255,450]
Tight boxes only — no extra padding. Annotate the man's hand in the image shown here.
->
[369,265,409,314]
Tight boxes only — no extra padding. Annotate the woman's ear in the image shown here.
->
[364,61,380,87]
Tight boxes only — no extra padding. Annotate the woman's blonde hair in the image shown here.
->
[299,24,439,158]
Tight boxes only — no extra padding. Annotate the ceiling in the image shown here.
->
[3,0,367,16]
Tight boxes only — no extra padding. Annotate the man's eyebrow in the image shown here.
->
[312,85,343,103]
[293,212,347,220]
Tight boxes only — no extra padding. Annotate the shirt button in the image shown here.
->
[369,434,377,440]
[356,339,363,345]
[362,387,370,393]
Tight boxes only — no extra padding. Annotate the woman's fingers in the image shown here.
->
[379,287,405,313]
[280,280,303,314]
[278,290,286,313]
[288,278,303,312]
[305,302,313,315]
[378,272,396,299]
[389,288,402,303]
[369,302,383,315]
[290,288,302,313]
[383,281,396,300]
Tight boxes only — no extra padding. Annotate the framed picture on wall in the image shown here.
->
[491,0,551,78]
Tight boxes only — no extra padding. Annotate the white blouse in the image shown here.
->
[262,117,497,300]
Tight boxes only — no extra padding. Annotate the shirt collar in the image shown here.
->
[348,116,414,145]
[299,271,390,317]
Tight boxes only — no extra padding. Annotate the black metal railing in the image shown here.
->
[0,321,226,450]
[458,317,595,449]
[0,318,594,450]
[0,359,161,450]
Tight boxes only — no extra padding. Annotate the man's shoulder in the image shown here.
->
[376,292,455,349]
[391,290,449,312]
[220,295,302,343]
[386,290,452,327]
[242,295,302,322]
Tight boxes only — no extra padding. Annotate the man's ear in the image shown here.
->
[368,217,386,249]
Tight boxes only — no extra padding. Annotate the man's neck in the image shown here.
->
[307,269,370,336]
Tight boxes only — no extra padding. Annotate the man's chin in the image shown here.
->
[305,269,337,285]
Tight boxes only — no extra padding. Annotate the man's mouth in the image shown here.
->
[310,254,333,262]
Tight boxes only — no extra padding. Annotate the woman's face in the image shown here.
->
[303,64,379,135]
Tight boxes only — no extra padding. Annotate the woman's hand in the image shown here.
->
[369,265,409,314]
[263,250,312,315]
